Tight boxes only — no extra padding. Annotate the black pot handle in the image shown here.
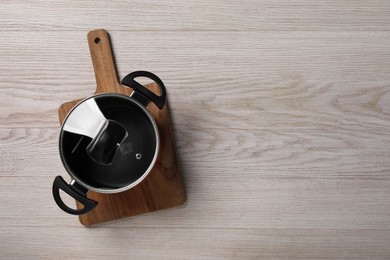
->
[52,176,98,215]
[121,71,167,109]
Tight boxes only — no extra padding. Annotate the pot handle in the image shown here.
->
[52,176,98,215]
[121,71,167,109]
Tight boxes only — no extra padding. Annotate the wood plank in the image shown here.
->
[2,226,390,259]
[1,1,390,31]
[1,127,390,179]
[2,176,390,229]
[1,31,390,129]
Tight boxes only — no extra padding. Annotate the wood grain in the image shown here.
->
[1,1,390,31]
[1,0,390,258]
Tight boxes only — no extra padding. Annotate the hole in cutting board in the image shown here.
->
[94,37,101,44]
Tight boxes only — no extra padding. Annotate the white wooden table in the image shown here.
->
[1,1,390,258]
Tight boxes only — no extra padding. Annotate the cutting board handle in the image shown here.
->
[88,29,122,93]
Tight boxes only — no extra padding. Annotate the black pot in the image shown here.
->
[52,71,166,215]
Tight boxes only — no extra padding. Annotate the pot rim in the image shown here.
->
[59,92,160,194]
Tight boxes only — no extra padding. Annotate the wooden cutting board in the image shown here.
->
[58,29,186,226]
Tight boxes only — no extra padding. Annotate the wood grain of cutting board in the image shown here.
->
[57,29,186,226]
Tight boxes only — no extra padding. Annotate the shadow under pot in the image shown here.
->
[52,71,167,215]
